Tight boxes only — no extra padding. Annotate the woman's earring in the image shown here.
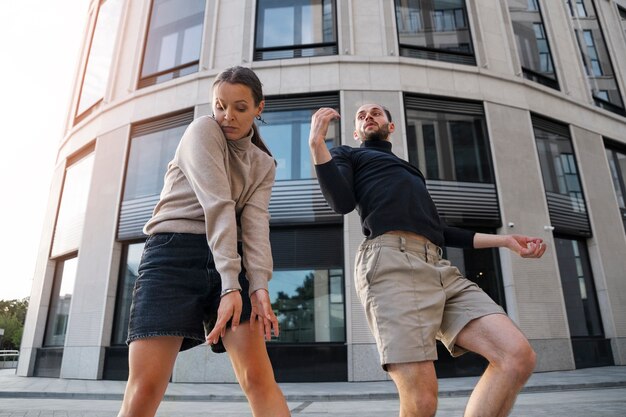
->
[256,114,267,125]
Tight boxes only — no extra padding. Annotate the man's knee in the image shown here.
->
[407,391,438,417]
[499,338,536,380]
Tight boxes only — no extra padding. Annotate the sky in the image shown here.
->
[0,1,90,300]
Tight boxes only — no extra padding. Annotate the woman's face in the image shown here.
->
[213,82,264,141]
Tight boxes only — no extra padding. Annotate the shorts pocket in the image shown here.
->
[144,233,177,252]
[356,245,383,288]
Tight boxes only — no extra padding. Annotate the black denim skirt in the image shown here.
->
[126,233,251,352]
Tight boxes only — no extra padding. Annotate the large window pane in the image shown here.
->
[111,242,144,345]
[43,257,78,347]
[567,0,625,115]
[535,129,584,203]
[76,0,124,118]
[605,145,626,232]
[619,6,626,40]
[395,0,475,65]
[52,153,95,257]
[507,0,558,89]
[139,0,205,87]
[445,238,505,307]
[261,110,338,181]
[255,0,337,60]
[554,238,603,337]
[123,125,185,200]
[118,112,193,240]
[406,109,493,183]
[532,116,590,236]
[270,269,345,343]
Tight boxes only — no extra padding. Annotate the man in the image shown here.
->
[309,104,546,417]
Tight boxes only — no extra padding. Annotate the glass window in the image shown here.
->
[554,238,603,337]
[606,147,626,209]
[139,0,205,88]
[568,0,625,115]
[111,242,144,345]
[582,30,602,76]
[605,144,626,232]
[406,108,493,183]
[535,129,584,204]
[507,0,558,89]
[619,6,626,40]
[76,0,125,119]
[395,0,475,65]
[532,116,590,236]
[445,239,505,308]
[43,257,78,347]
[51,153,95,257]
[260,109,338,181]
[269,269,345,343]
[255,0,337,61]
[576,0,588,17]
[118,112,193,240]
[123,125,186,200]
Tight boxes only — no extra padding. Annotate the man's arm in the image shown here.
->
[474,233,546,258]
[309,107,340,164]
[309,108,357,214]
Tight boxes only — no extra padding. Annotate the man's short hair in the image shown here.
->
[382,106,393,122]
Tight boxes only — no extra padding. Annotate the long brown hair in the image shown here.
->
[213,66,273,157]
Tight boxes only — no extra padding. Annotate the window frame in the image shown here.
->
[253,0,338,61]
[137,0,206,88]
[394,0,477,66]
[74,0,125,124]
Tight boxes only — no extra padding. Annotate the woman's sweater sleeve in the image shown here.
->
[175,117,242,292]
[240,162,276,295]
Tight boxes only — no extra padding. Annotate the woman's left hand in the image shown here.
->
[250,289,280,341]
[206,291,242,345]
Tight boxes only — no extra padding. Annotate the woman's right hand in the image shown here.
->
[206,291,242,345]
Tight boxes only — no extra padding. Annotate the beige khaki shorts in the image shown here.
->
[354,233,506,370]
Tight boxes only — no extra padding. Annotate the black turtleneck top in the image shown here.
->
[315,139,475,248]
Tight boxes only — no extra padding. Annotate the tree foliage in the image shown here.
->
[0,298,28,350]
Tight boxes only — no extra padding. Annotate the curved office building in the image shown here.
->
[18,0,626,382]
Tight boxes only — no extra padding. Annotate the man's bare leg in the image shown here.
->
[455,314,536,417]
[387,361,438,417]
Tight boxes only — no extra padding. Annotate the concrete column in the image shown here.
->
[485,102,575,371]
[59,126,128,379]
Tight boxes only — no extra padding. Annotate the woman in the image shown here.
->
[117,66,290,417]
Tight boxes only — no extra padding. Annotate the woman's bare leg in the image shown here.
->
[117,336,183,417]
[223,323,290,417]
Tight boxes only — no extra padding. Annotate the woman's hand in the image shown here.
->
[250,288,280,341]
[206,291,242,345]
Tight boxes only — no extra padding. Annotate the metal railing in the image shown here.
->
[0,350,19,369]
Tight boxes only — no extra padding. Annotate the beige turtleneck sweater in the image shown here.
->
[144,116,276,295]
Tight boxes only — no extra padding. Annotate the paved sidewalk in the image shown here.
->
[0,366,625,402]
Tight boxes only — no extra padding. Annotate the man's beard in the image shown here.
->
[362,123,391,141]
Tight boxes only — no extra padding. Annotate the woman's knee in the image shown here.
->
[236,364,278,395]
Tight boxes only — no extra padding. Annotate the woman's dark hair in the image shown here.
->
[213,66,273,157]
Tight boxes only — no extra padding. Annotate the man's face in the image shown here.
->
[353,104,395,142]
